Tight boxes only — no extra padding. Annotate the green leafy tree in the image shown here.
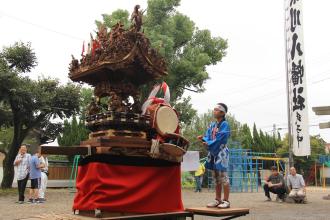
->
[259,129,267,152]
[95,0,228,124]
[239,124,253,149]
[225,114,241,142]
[182,110,214,157]
[252,123,262,152]
[78,87,94,120]
[173,96,197,126]
[57,117,89,147]
[0,127,13,157]
[56,87,93,151]
[182,110,244,157]
[0,42,81,188]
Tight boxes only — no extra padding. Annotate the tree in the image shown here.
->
[173,96,197,126]
[252,123,262,152]
[0,42,81,188]
[225,114,241,142]
[57,117,89,147]
[239,124,253,149]
[0,127,13,157]
[182,110,244,157]
[95,0,228,123]
[56,87,94,151]
[78,87,94,120]
[182,110,214,157]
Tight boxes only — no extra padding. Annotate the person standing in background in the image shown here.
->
[28,147,44,203]
[38,152,48,202]
[13,145,31,204]
[194,162,205,192]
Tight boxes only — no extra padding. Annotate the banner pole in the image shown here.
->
[284,0,294,167]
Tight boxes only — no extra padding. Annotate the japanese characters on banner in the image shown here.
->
[285,0,310,156]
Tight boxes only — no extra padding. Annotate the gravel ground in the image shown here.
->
[0,187,329,220]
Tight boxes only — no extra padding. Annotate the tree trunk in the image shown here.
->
[1,154,15,188]
[1,120,26,188]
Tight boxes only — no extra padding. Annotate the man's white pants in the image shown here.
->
[289,188,305,199]
[39,172,48,199]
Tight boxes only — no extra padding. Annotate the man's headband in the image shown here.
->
[214,104,227,113]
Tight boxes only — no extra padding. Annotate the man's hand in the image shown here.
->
[268,182,273,188]
[202,142,208,147]
[197,135,203,140]
[15,156,23,165]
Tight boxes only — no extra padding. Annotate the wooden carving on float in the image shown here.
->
[52,5,189,162]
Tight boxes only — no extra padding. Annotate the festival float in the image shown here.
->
[43,5,190,218]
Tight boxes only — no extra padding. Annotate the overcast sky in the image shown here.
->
[1,0,329,142]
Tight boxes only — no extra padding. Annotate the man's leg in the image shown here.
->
[271,187,286,200]
[215,183,222,201]
[34,189,39,200]
[263,184,271,199]
[213,171,221,200]
[29,179,36,202]
[17,179,23,202]
[21,175,29,202]
[278,188,286,200]
[207,171,222,207]
[29,188,33,201]
[289,189,298,198]
[297,188,305,198]
[34,178,41,200]
[296,188,306,203]
[222,172,230,201]
[218,172,230,208]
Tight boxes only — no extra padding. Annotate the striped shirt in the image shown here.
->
[13,153,31,180]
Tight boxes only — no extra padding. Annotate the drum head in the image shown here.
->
[155,106,179,135]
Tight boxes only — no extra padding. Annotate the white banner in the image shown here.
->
[285,0,310,156]
[181,151,200,172]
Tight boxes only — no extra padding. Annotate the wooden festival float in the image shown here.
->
[42,5,190,219]
[41,5,249,220]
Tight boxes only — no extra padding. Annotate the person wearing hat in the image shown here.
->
[197,103,231,208]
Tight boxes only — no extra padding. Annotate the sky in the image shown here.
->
[0,0,330,143]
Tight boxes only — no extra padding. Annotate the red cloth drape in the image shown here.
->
[73,158,183,213]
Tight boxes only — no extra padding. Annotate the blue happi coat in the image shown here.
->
[202,119,230,171]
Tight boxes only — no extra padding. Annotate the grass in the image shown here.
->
[0,188,16,196]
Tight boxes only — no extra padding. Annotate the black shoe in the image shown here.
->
[38,198,46,202]
[27,198,33,203]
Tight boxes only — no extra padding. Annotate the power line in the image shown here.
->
[0,11,83,41]
[228,73,330,110]
[311,76,330,84]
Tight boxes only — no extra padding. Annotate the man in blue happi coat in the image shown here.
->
[198,103,231,208]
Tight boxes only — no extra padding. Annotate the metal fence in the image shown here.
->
[207,146,286,193]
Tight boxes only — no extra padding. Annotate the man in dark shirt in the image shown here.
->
[264,166,286,202]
